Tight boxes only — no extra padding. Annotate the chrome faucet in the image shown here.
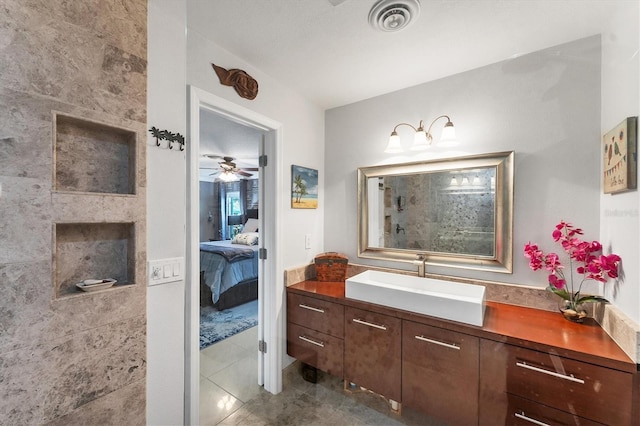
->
[415,254,427,277]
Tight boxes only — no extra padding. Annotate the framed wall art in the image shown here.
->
[291,165,318,209]
[603,116,637,194]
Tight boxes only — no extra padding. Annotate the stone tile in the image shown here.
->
[44,378,145,426]
[285,263,316,285]
[598,303,640,362]
[208,353,262,403]
[0,315,145,424]
[49,283,145,343]
[200,338,250,378]
[0,176,52,264]
[0,2,146,123]
[3,0,146,60]
[216,405,268,426]
[0,88,54,181]
[0,260,53,352]
[200,376,242,426]
[226,325,258,351]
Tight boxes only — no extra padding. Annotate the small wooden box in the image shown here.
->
[314,252,348,282]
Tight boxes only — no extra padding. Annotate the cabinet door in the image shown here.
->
[402,320,479,425]
[344,306,401,402]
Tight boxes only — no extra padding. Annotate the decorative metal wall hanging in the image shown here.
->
[149,126,185,151]
[211,63,259,100]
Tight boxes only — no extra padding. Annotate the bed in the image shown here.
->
[199,233,259,310]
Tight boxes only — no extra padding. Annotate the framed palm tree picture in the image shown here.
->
[603,117,637,194]
[291,165,318,209]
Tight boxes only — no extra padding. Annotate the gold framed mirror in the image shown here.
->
[357,151,514,273]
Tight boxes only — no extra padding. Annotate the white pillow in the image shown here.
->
[232,232,259,246]
[242,218,259,233]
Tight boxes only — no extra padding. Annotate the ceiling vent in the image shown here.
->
[368,0,420,32]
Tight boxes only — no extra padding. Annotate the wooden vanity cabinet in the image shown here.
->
[480,339,634,426]
[344,306,402,402]
[287,282,638,425]
[402,320,479,425]
[286,292,344,377]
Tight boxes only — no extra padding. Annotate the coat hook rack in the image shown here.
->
[149,126,185,151]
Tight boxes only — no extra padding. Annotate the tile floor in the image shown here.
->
[200,326,442,425]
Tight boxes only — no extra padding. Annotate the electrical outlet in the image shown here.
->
[305,234,312,249]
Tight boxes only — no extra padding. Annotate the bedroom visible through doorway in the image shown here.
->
[187,86,282,425]
[197,108,265,423]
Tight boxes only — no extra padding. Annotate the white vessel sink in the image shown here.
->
[345,270,486,326]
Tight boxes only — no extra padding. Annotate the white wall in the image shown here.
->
[326,11,639,326]
[186,27,326,269]
[147,1,187,424]
[600,0,640,324]
[326,35,602,283]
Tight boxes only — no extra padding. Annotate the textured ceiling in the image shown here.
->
[187,0,614,109]
[198,109,262,181]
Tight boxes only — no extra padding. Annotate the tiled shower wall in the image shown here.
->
[0,1,148,424]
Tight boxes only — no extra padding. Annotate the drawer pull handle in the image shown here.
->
[414,335,460,350]
[299,303,324,314]
[353,318,387,330]
[299,335,324,347]
[515,361,585,384]
[514,412,550,426]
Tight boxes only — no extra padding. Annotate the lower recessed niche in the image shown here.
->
[54,222,135,298]
[54,113,136,195]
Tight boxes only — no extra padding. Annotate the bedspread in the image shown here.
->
[199,240,259,304]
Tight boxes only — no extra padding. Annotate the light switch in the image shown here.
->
[305,234,311,249]
[148,257,184,286]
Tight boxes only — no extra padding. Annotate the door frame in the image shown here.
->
[186,86,283,424]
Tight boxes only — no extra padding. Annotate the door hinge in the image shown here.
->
[259,154,267,167]
[259,248,267,259]
[258,340,267,353]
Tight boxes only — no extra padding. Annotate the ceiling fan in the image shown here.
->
[200,154,259,179]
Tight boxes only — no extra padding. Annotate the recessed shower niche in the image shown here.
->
[54,222,135,298]
[54,113,136,195]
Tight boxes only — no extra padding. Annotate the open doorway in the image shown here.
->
[186,86,283,425]
[198,109,264,424]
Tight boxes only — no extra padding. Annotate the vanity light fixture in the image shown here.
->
[384,115,456,153]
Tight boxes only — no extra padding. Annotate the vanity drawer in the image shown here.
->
[287,292,344,338]
[287,322,343,377]
[506,394,604,426]
[402,320,479,425]
[505,345,633,425]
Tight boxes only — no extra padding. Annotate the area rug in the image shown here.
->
[200,299,258,350]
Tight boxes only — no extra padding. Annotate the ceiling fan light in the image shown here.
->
[217,171,238,182]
